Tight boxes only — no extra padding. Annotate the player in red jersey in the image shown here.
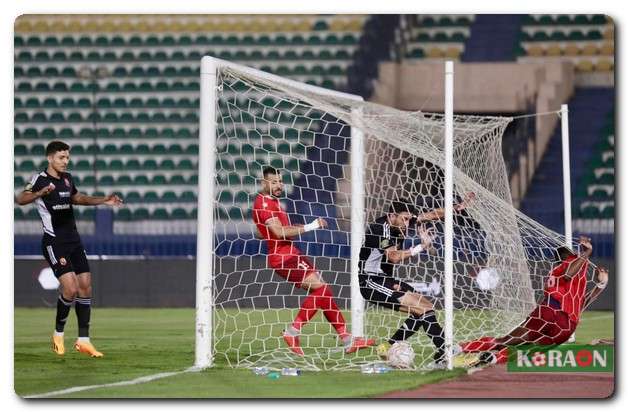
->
[252,166,375,356]
[457,236,609,366]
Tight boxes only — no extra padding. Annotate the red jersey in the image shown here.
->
[544,255,589,322]
[252,193,301,258]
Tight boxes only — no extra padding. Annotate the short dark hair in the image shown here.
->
[46,141,70,156]
[389,199,416,215]
[555,246,575,261]
[263,166,279,178]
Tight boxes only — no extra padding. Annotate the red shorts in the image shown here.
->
[268,253,317,288]
[520,305,577,345]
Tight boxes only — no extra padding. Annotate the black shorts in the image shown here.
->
[42,240,90,278]
[359,273,416,311]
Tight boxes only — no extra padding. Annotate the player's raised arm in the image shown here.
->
[385,225,434,263]
[71,192,123,207]
[563,236,593,279]
[583,266,609,310]
[266,216,327,240]
[413,192,475,223]
[16,183,55,206]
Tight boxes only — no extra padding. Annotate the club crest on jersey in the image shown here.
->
[59,257,67,266]
[64,178,70,187]
[380,239,390,249]
[24,183,33,191]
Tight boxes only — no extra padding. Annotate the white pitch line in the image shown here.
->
[26,366,200,398]
[580,313,614,322]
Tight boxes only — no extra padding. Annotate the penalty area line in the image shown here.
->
[25,366,200,398]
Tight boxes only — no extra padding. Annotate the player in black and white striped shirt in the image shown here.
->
[16,141,123,358]
[359,195,474,366]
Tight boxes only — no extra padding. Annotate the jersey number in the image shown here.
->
[297,261,310,271]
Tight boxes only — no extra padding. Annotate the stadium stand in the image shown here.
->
[13,14,614,258]
[400,15,474,60]
[520,88,614,257]
[14,14,376,255]
[516,14,614,72]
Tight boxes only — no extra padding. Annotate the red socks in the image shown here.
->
[461,336,498,352]
[461,337,508,364]
[292,284,348,338]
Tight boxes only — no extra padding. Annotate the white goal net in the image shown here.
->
[197,57,599,372]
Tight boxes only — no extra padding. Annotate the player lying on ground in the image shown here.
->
[359,195,474,367]
[252,166,375,355]
[16,140,123,358]
[458,236,609,366]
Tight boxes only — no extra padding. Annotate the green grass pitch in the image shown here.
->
[14,308,614,398]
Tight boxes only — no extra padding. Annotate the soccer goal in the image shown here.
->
[195,56,597,372]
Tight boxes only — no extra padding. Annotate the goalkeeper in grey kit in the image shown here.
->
[359,196,473,366]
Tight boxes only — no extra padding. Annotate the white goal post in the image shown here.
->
[196,56,366,369]
[194,56,596,372]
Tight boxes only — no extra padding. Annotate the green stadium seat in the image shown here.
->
[73,159,91,170]
[218,191,233,203]
[532,31,550,41]
[108,159,124,170]
[142,159,158,170]
[144,191,159,203]
[133,208,150,220]
[26,208,40,220]
[125,159,140,170]
[313,20,329,31]
[151,208,169,220]
[14,175,25,187]
[216,207,228,220]
[161,191,178,203]
[116,175,133,186]
[116,209,132,221]
[70,145,84,155]
[40,129,56,140]
[601,205,614,219]
[151,175,167,185]
[152,144,167,154]
[234,191,249,204]
[99,175,115,186]
[94,159,107,170]
[181,191,196,202]
[178,159,194,170]
[133,175,149,186]
[14,144,27,156]
[169,175,186,186]
[171,208,188,219]
[556,15,572,25]
[124,191,141,203]
[228,207,244,220]
[160,159,176,170]
[568,31,585,41]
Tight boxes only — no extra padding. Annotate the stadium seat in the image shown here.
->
[144,191,159,203]
[133,208,150,220]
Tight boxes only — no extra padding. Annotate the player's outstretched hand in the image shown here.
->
[418,225,434,249]
[455,191,476,212]
[104,193,124,206]
[596,267,609,288]
[578,235,593,257]
[38,183,55,197]
[317,217,328,229]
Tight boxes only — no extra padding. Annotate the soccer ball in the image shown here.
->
[475,267,500,291]
[387,342,415,369]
